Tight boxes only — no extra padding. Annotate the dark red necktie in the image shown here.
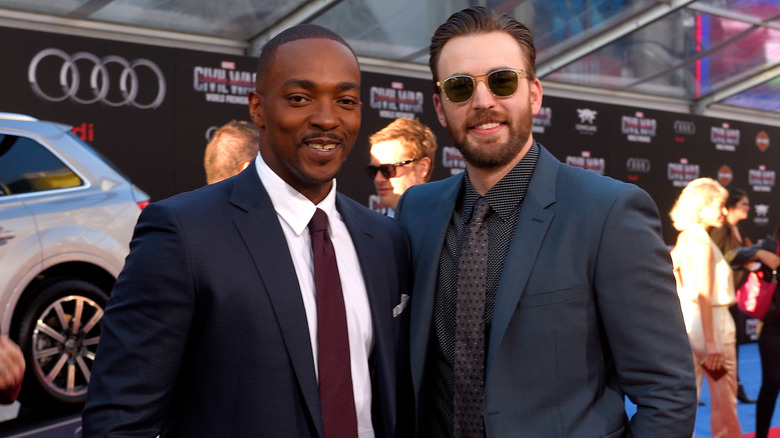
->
[309,208,359,438]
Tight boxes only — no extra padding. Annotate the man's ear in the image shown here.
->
[248,91,265,129]
[433,93,447,128]
[530,78,543,115]
[418,156,432,180]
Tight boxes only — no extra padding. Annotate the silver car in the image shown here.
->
[0,113,148,412]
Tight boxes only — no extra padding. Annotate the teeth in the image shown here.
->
[475,122,501,130]
[308,143,337,151]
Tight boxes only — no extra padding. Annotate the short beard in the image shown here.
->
[451,110,533,170]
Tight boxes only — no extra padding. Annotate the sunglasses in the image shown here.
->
[437,68,528,103]
[365,158,419,180]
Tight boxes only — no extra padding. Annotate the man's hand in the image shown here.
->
[0,336,25,404]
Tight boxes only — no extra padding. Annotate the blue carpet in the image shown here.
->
[626,343,779,436]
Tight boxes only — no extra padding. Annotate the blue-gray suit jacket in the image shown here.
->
[82,162,412,437]
[395,145,696,437]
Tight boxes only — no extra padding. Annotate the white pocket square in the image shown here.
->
[393,294,410,318]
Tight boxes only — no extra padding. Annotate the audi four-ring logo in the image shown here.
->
[28,48,166,109]
[626,157,651,173]
[673,120,696,136]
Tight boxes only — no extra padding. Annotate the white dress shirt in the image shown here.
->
[255,156,375,437]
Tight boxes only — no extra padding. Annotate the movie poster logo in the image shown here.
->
[193,60,255,105]
[717,165,733,186]
[756,131,770,152]
[565,151,605,175]
[667,158,699,187]
[621,111,657,143]
[575,108,598,135]
[369,81,424,119]
[754,204,770,226]
[532,106,552,134]
[673,120,696,143]
[748,165,775,192]
[710,122,740,151]
[441,146,466,174]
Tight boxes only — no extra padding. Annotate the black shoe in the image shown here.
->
[737,383,756,403]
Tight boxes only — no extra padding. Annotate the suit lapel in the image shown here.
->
[486,148,558,376]
[408,176,463,393]
[336,195,395,421]
[336,195,393,363]
[229,168,324,438]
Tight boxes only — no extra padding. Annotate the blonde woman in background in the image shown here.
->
[670,177,742,437]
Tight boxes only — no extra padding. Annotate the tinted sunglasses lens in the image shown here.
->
[443,76,475,103]
[365,165,394,179]
[488,70,519,96]
[379,165,395,178]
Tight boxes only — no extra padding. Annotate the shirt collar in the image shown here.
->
[463,142,539,222]
[255,154,338,236]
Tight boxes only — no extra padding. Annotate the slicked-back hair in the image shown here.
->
[369,118,438,182]
[429,6,537,89]
[255,24,356,90]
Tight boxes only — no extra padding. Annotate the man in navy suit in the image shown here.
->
[395,7,697,437]
[82,24,411,437]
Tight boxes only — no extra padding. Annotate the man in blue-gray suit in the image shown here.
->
[83,24,411,438]
[395,7,697,438]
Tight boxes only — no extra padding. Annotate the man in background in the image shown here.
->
[203,119,259,184]
[367,118,437,217]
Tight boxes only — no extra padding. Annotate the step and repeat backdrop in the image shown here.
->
[2,25,778,252]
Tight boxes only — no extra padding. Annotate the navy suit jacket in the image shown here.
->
[395,145,697,437]
[82,163,412,437]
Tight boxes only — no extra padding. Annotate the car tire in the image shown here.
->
[16,278,108,412]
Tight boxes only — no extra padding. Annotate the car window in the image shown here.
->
[0,134,83,195]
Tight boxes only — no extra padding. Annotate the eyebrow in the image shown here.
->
[282,78,359,91]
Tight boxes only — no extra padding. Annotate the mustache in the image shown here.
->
[301,132,345,143]
[466,109,502,126]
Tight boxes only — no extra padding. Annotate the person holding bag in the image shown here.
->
[670,178,742,437]
[726,222,780,438]
[710,188,756,403]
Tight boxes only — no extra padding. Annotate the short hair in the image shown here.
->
[204,120,260,184]
[429,6,537,90]
[369,118,438,182]
[255,24,356,89]
[724,187,748,210]
[670,177,728,231]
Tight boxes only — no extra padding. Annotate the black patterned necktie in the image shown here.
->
[453,197,491,438]
[308,208,358,438]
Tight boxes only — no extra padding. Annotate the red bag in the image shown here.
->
[736,240,779,319]
[737,270,776,319]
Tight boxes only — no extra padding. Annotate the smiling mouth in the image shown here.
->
[473,121,502,130]
[306,141,338,151]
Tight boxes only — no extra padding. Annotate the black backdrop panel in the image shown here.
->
[1,25,779,249]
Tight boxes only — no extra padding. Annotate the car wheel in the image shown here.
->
[16,278,108,412]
